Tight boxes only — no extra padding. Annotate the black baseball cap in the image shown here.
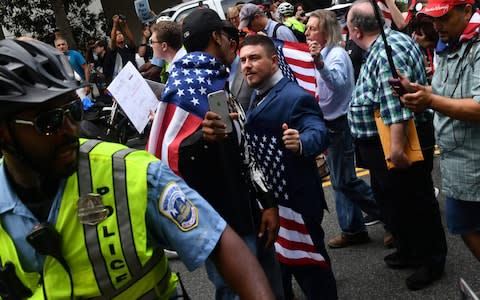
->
[182,8,229,52]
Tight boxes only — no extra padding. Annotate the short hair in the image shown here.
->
[294,2,304,12]
[150,21,182,51]
[54,37,67,46]
[349,0,383,33]
[308,10,343,48]
[240,35,276,56]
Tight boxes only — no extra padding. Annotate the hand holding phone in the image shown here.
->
[388,77,407,96]
[207,90,233,134]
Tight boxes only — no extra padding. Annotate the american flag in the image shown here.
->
[146,52,227,175]
[274,39,318,99]
[460,10,480,43]
[246,127,327,267]
[249,40,327,266]
[276,206,328,267]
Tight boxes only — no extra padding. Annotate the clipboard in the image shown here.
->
[374,109,424,169]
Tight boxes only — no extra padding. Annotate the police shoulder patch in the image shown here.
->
[159,182,198,231]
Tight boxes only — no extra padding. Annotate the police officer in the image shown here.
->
[0,38,274,299]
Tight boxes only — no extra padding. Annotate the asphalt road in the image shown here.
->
[167,155,480,299]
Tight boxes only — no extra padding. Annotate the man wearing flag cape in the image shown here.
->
[147,8,285,299]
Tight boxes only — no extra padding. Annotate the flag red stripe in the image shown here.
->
[279,216,309,234]
[167,113,202,175]
[284,57,315,69]
[154,103,177,158]
[283,41,310,52]
[276,236,318,253]
[276,253,329,268]
[292,71,317,84]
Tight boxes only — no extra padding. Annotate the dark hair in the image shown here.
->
[183,32,212,52]
[240,35,276,56]
[294,2,304,13]
[151,21,183,51]
[222,20,240,44]
[411,19,438,44]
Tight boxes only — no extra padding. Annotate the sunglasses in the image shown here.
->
[14,99,84,135]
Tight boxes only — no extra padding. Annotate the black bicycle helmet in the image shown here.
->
[0,38,83,119]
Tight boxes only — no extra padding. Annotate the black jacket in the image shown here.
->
[179,129,265,236]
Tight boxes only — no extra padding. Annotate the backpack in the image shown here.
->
[273,22,307,43]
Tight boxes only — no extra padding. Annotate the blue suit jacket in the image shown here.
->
[245,78,329,217]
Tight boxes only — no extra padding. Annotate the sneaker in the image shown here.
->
[405,265,443,290]
[165,249,179,259]
[383,230,394,248]
[364,214,381,226]
[328,231,370,248]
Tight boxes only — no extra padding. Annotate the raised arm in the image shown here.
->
[384,0,407,30]
[122,21,136,49]
[110,15,120,49]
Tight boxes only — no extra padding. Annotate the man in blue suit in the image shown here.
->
[239,34,337,300]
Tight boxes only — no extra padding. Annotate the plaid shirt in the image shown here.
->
[348,28,429,139]
[433,39,480,201]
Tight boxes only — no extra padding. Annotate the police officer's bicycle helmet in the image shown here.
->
[277,2,295,17]
[0,38,83,119]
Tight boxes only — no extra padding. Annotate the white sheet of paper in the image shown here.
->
[107,62,158,133]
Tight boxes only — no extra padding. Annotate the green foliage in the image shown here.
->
[0,0,107,51]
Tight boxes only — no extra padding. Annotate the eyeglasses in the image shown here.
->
[148,38,163,46]
[228,14,239,21]
[14,99,84,136]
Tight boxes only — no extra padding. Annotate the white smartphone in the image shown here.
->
[207,90,233,133]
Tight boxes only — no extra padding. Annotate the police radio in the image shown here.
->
[26,223,74,300]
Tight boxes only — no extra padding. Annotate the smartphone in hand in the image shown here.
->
[207,90,233,133]
[388,77,407,96]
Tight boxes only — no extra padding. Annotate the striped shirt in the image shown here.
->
[348,28,429,139]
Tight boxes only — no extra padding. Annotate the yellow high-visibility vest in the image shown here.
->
[0,139,178,299]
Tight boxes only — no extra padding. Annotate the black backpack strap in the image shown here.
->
[273,22,283,39]
[466,36,480,66]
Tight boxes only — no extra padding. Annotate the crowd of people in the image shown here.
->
[0,0,479,299]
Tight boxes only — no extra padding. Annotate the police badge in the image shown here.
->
[77,193,108,225]
[158,182,198,231]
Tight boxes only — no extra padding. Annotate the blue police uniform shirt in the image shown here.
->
[0,159,226,273]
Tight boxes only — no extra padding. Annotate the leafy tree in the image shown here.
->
[0,0,107,52]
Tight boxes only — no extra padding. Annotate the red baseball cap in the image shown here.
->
[418,0,474,17]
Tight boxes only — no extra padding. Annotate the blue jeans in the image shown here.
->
[205,234,284,300]
[325,115,380,234]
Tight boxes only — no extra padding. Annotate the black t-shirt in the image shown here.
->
[114,46,137,68]
[95,49,116,85]
[345,39,366,81]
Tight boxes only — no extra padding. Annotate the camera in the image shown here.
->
[119,14,126,21]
